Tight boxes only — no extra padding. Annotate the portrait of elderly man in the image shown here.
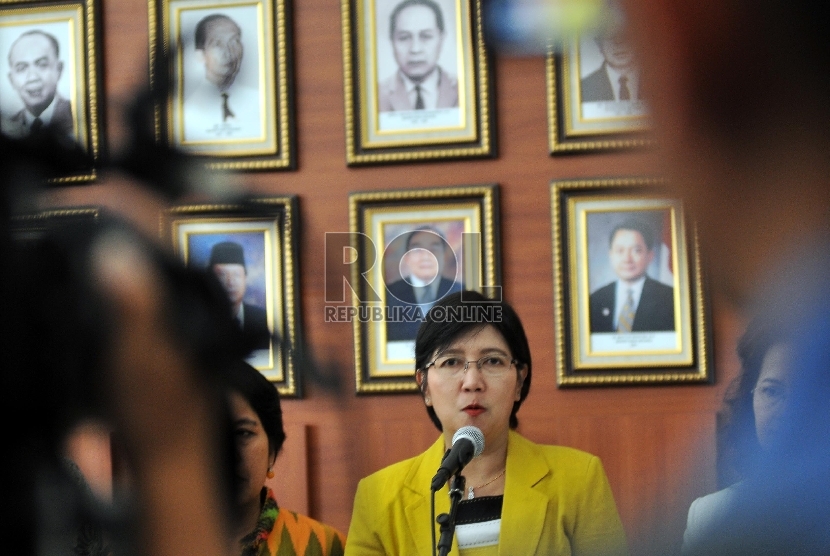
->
[378,0,458,112]
[183,12,261,141]
[580,25,640,103]
[384,226,462,342]
[589,218,675,333]
[2,29,73,140]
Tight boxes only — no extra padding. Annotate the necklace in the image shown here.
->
[467,468,506,500]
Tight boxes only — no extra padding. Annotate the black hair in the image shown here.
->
[194,14,240,50]
[608,218,655,251]
[389,0,444,39]
[222,359,286,457]
[414,290,532,431]
[404,225,447,252]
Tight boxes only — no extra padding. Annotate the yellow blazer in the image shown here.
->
[345,430,628,555]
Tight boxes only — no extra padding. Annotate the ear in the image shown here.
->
[416,370,431,406]
[56,60,63,79]
[515,365,528,401]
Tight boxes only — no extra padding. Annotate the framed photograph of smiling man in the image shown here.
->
[162,197,302,397]
[342,0,494,165]
[546,20,653,153]
[551,178,711,386]
[0,0,103,182]
[150,0,294,169]
[346,185,501,393]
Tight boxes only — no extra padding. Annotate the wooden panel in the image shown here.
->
[268,423,309,515]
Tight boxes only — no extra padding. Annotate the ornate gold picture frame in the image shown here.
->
[0,0,104,182]
[162,197,302,397]
[546,28,653,154]
[342,0,494,165]
[150,0,295,170]
[551,178,711,386]
[342,185,500,392]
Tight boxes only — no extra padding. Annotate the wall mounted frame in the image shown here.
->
[150,0,295,170]
[346,184,500,393]
[546,28,652,154]
[0,0,104,183]
[162,196,302,397]
[551,177,711,386]
[342,0,494,165]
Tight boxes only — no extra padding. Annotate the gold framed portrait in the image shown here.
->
[162,196,302,397]
[546,24,653,154]
[342,0,494,165]
[150,0,295,169]
[551,177,711,386]
[339,184,501,392]
[0,0,104,182]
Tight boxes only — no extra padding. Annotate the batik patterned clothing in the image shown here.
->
[240,488,345,556]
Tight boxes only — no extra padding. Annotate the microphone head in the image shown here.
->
[452,425,485,458]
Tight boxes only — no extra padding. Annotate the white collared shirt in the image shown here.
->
[233,304,246,328]
[21,95,60,129]
[399,68,441,110]
[408,275,440,305]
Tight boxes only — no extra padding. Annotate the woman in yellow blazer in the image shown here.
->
[345,291,628,555]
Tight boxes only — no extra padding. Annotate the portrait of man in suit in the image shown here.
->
[580,25,639,103]
[183,12,261,142]
[208,240,270,350]
[385,226,462,342]
[2,29,73,140]
[378,0,458,113]
[589,218,675,333]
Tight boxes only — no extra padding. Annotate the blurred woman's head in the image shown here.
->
[720,317,795,480]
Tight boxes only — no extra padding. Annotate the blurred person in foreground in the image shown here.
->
[616,0,830,552]
[346,290,628,555]
[222,359,345,555]
[0,136,244,556]
[681,317,796,554]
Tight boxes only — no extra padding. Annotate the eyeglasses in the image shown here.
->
[423,354,518,378]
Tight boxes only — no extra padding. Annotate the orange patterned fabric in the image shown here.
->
[241,488,345,556]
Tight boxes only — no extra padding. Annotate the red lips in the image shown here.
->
[463,404,484,416]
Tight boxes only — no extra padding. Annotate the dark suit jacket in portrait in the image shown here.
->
[589,276,675,333]
[242,302,270,350]
[580,64,615,102]
[2,95,74,139]
[385,276,462,342]
[378,67,459,112]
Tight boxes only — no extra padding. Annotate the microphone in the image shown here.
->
[430,426,485,491]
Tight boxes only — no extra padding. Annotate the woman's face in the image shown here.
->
[228,392,273,506]
[418,325,526,451]
[753,343,794,451]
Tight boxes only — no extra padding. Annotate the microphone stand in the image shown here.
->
[436,473,465,556]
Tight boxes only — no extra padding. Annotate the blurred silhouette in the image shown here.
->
[619,0,830,551]
[0,90,251,555]
[682,316,796,554]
